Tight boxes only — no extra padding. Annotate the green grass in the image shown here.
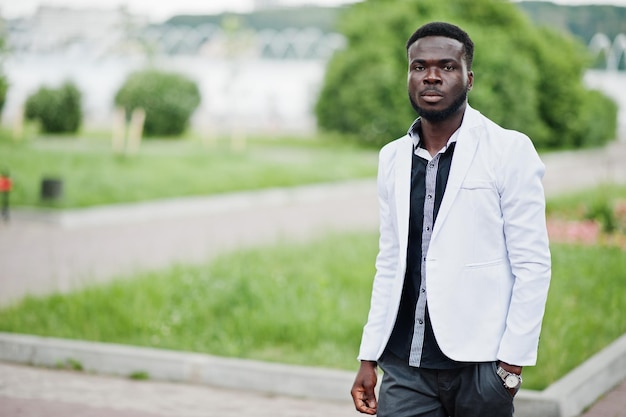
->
[546,183,626,232]
[128,371,150,380]
[0,231,624,390]
[1,132,624,389]
[527,244,626,389]
[0,130,378,208]
[546,183,626,219]
[0,233,377,371]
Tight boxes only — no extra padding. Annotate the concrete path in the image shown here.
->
[580,379,626,417]
[1,142,625,307]
[0,180,379,307]
[0,362,355,417]
[1,364,624,417]
[1,140,625,417]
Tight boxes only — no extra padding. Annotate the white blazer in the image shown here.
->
[357,105,551,367]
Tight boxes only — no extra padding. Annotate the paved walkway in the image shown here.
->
[0,362,354,417]
[0,180,379,307]
[1,141,626,417]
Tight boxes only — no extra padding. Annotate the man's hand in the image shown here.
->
[498,361,523,397]
[351,360,378,415]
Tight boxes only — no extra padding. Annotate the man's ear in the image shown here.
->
[467,71,474,91]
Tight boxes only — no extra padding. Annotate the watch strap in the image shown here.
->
[497,366,522,387]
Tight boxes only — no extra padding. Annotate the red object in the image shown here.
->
[0,176,12,192]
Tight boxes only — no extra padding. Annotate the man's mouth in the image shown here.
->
[421,91,444,103]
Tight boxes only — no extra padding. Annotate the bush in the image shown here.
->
[0,35,7,116]
[316,0,618,150]
[0,74,8,115]
[24,81,83,133]
[114,70,201,137]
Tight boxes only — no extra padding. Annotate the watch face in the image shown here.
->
[504,374,520,388]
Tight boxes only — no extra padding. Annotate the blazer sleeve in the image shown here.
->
[357,143,401,361]
[496,133,552,366]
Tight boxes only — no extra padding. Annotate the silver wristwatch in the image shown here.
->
[497,366,523,389]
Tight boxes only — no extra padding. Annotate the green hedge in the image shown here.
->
[24,81,82,134]
[315,0,618,150]
[114,70,201,137]
[0,74,7,115]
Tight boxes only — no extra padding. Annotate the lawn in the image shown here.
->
[0,130,378,208]
[0,232,624,390]
[1,131,624,391]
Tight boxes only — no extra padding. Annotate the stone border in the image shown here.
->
[0,332,625,416]
[11,179,377,228]
[0,332,353,402]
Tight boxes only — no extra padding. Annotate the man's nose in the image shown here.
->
[423,67,442,84]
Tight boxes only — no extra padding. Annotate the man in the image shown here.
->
[350,22,551,417]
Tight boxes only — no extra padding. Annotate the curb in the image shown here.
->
[1,332,625,416]
[0,332,354,402]
[542,333,626,417]
[10,179,377,228]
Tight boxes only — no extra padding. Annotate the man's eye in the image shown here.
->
[413,66,425,71]
[444,65,454,71]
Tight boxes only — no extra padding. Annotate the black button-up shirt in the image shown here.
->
[386,119,465,369]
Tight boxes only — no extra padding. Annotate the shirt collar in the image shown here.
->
[407,117,461,161]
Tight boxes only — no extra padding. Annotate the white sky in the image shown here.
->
[1,0,626,23]
[0,0,357,22]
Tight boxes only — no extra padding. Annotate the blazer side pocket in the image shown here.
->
[465,258,505,269]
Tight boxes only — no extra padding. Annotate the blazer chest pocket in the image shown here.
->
[460,179,496,191]
[456,178,504,244]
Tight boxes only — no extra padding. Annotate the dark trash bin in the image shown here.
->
[41,178,64,201]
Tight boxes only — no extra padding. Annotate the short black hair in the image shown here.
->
[406,22,474,69]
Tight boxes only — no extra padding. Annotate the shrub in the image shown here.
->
[0,74,7,115]
[316,0,618,150]
[24,81,83,133]
[114,70,201,137]
[0,35,7,115]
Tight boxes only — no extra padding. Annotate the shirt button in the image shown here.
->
[421,288,426,293]
[427,194,432,199]
[429,163,435,168]
[423,256,427,261]
[418,319,424,325]
[426,226,431,231]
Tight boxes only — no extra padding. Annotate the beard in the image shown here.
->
[409,88,468,122]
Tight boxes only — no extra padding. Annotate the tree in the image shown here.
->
[315,0,617,150]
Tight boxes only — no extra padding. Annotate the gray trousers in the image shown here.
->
[377,351,515,417]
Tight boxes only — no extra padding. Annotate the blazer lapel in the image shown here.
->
[431,107,482,241]
[395,135,413,254]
